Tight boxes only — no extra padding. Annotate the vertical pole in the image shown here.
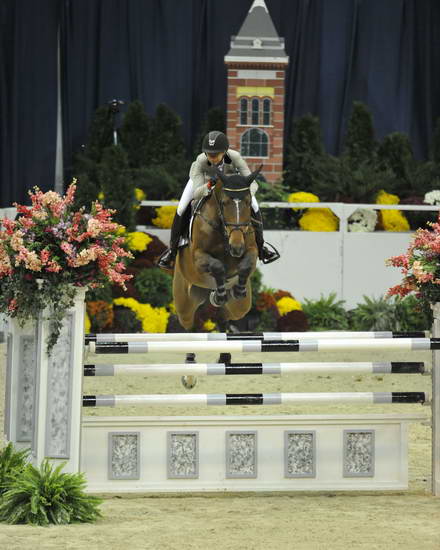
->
[431,303,440,496]
[33,288,86,473]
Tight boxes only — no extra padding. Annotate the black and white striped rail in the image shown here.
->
[85,330,426,344]
[88,337,440,355]
[84,361,425,377]
[82,391,428,407]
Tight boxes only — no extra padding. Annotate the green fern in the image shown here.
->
[0,460,102,525]
[0,443,30,497]
[302,293,349,331]
[350,295,398,331]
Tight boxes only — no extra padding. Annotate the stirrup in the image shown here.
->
[157,249,176,270]
[260,242,280,264]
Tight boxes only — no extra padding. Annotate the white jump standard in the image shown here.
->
[84,361,425,377]
[89,337,440,354]
[83,391,428,407]
[85,330,427,344]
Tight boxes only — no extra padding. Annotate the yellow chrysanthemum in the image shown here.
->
[126,231,152,252]
[376,190,400,205]
[381,210,410,232]
[168,301,176,314]
[276,296,302,316]
[287,191,320,211]
[116,225,126,235]
[203,319,216,332]
[299,208,339,231]
[97,191,105,201]
[135,188,146,201]
[84,312,91,334]
[152,205,178,229]
[113,297,170,333]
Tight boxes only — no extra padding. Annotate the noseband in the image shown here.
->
[194,187,253,247]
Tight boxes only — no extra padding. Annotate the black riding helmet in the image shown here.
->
[202,131,229,154]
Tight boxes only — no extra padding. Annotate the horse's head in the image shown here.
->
[213,166,261,258]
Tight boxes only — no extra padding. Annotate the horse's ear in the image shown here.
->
[246,164,263,184]
[213,166,228,184]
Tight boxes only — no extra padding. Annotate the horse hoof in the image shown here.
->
[210,290,227,307]
[232,285,246,300]
[181,375,197,390]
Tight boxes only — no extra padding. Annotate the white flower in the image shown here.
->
[424,190,440,205]
[348,208,377,232]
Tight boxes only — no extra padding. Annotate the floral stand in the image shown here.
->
[4,289,86,473]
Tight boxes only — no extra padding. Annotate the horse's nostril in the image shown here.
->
[230,245,244,258]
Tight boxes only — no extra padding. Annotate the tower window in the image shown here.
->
[251,99,260,125]
[240,98,248,125]
[240,128,269,157]
[237,97,272,126]
[263,99,271,125]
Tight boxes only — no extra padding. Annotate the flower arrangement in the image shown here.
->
[376,190,410,232]
[113,297,170,333]
[387,216,440,303]
[152,204,177,229]
[287,191,319,209]
[298,208,339,231]
[0,182,132,351]
[276,296,302,315]
[126,231,152,252]
[286,191,339,231]
[347,208,378,232]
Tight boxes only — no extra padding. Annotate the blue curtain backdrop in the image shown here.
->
[1,0,440,206]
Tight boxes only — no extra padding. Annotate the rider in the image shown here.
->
[157,130,279,270]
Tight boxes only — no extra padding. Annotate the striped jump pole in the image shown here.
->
[88,337,440,355]
[85,330,427,344]
[83,391,429,407]
[84,361,425,377]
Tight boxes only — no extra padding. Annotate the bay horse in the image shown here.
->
[173,167,261,336]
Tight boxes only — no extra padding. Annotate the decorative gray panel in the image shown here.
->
[17,335,36,442]
[285,431,316,478]
[226,431,257,478]
[343,430,375,477]
[4,333,13,440]
[109,432,140,480]
[167,432,199,479]
[45,313,74,458]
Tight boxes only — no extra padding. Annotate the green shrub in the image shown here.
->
[256,180,295,229]
[0,460,102,525]
[301,293,349,331]
[133,165,182,201]
[395,294,432,331]
[112,307,142,333]
[133,268,173,307]
[349,295,399,331]
[342,101,377,168]
[0,443,29,498]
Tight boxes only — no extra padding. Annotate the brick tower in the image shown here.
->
[224,0,289,183]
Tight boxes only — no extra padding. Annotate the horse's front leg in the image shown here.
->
[232,250,258,300]
[193,249,227,306]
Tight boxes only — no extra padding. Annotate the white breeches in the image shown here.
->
[177,178,259,215]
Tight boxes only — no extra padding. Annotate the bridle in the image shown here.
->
[194,185,255,248]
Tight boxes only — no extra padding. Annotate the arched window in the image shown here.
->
[262,99,271,125]
[240,128,269,157]
[251,98,259,125]
[240,98,248,125]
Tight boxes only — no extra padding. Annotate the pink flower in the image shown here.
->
[8,299,17,312]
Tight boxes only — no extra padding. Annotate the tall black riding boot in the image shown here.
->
[252,209,280,264]
[157,212,184,270]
